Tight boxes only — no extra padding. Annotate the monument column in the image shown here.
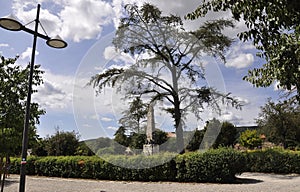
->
[143,102,159,155]
[146,102,155,143]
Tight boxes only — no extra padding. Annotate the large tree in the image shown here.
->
[119,97,148,133]
[257,99,300,148]
[44,129,80,156]
[90,3,240,152]
[0,56,44,156]
[213,121,237,148]
[188,0,300,101]
[0,56,44,182]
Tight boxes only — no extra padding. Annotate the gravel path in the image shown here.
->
[2,173,300,192]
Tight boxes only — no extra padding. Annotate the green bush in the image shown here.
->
[13,149,300,182]
[239,129,263,149]
[10,156,38,175]
[245,148,300,174]
[176,148,246,182]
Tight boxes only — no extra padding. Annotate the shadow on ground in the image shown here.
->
[1,177,19,187]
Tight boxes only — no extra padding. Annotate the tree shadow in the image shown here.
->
[1,177,19,187]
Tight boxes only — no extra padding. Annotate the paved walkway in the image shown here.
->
[2,173,300,192]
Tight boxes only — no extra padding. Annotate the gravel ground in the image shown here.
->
[2,173,300,192]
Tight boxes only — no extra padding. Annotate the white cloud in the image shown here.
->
[12,0,114,42]
[32,70,74,112]
[12,1,62,36]
[59,0,114,42]
[89,115,99,120]
[236,96,250,106]
[0,44,9,47]
[226,53,254,69]
[273,81,296,92]
[221,111,243,123]
[103,46,134,66]
[101,117,113,122]
[20,47,39,60]
[0,44,9,55]
[225,42,256,69]
[273,81,282,91]
[10,0,249,44]
[107,126,118,131]
[103,46,117,60]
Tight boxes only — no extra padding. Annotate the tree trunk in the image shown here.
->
[174,93,184,153]
[175,118,184,153]
[171,67,184,153]
[0,156,5,192]
[0,172,5,192]
[0,157,2,188]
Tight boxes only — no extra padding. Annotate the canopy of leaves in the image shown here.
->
[188,0,300,101]
[90,3,241,117]
[0,56,44,156]
[90,3,241,152]
[44,129,80,156]
[213,121,237,148]
[257,99,300,148]
[119,97,148,133]
[239,129,263,149]
[114,126,130,147]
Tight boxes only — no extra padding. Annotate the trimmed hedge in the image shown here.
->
[9,148,300,183]
[245,148,300,174]
[176,148,246,182]
[10,148,245,183]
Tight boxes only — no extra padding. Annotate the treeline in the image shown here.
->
[30,120,239,156]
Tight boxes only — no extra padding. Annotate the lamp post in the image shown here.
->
[0,4,67,192]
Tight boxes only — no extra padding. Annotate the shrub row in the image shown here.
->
[10,148,245,183]
[245,148,300,174]
[9,148,300,183]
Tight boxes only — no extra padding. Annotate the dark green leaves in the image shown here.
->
[188,0,300,101]
[0,55,44,156]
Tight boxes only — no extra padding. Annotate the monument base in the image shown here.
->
[143,144,159,156]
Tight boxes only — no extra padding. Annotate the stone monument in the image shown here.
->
[143,102,159,155]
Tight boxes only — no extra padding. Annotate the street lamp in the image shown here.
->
[0,4,67,192]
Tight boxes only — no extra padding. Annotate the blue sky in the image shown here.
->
[0,0,281,140]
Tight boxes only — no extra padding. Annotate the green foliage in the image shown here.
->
[9,149,300,182]
[9,148,246,183]
[152,129,168,145]
[176,148,246,182]
[128,133,146,150]
[239,130,263,149]
[213,121,237,148]
[32,138,47,156]
[0,55,44,157]
[75,142,95,156]
[119,97,148,133]
[245,149,300,174]
[113,127,169,154]
[160,137,177,152]
[186,121,238,151]
[188,0,300,101]
[186,129,205,151]
[90,3,240,152]
[44,129,80,156]
[257,99,300,148]
[114,126,130,147]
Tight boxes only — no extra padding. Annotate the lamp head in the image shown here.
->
[46,35,67,49]
[0,14,22,31]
